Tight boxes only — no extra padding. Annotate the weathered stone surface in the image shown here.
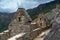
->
[44,5,60,40]
[0,8,32,40]
[0,30,11,40]
[44,18,60,40]
[8,8,32,37]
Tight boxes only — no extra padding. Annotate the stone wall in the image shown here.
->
[0,30,10,40]
[0,8,54,40]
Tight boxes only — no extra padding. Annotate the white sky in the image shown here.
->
[0,0,54,13]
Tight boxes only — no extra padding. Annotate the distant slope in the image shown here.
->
[0,13,15,32]
[27,0,60,20]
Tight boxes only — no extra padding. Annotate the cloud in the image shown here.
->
[0,0,54,13]
[19,0,40,9]
[0,0,19,13]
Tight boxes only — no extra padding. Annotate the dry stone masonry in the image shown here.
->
[0,8,45,40]
[0,8,32,40]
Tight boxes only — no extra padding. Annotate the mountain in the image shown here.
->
[27,0,60,20]
[0,13,15,32]
[0,0,60,32]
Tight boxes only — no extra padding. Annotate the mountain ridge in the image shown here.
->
[0,0,60,32]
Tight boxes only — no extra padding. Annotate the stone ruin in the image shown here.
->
[36,14,47,28]
[0,8,48,40]
[0,8,51,40]
[8,8,32,37]
[0,8,32,40]
[32,4,60,40]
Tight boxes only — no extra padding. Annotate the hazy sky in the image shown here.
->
[0,0,54,13]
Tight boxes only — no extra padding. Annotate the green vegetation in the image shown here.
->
[27,0,60,20]
[0,13,14,33]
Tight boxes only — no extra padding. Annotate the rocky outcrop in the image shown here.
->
[44,5,60,40]
[8,8,32,37]
[44,18,60,40]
